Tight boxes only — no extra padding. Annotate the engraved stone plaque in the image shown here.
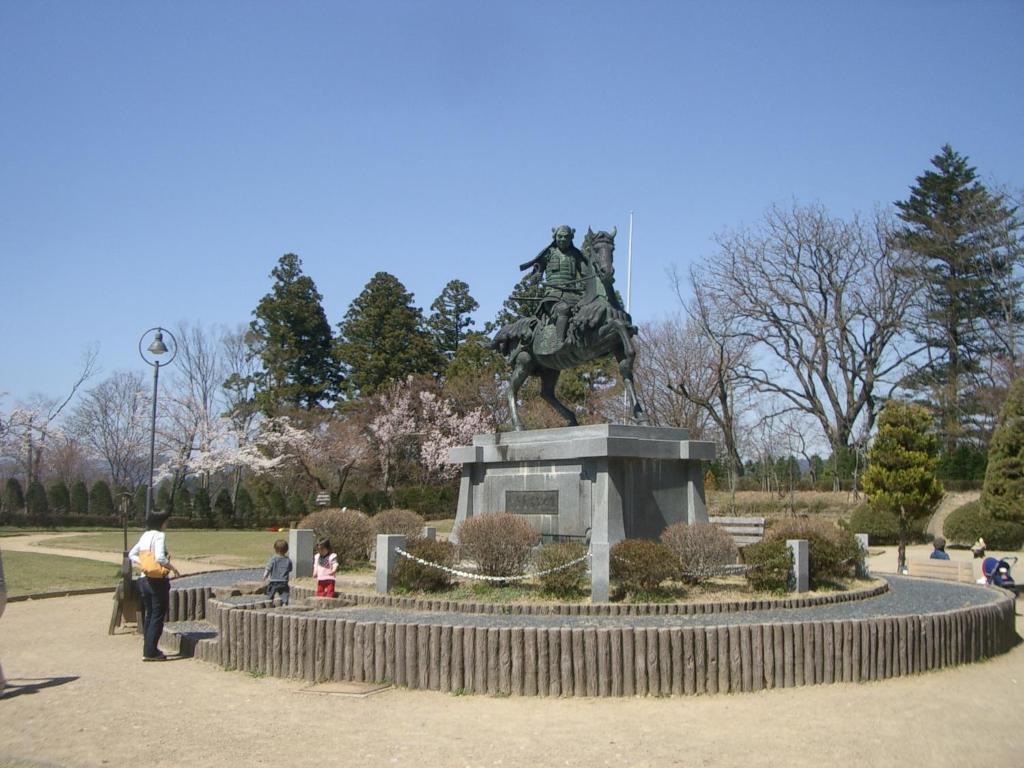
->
[505,489,559,515]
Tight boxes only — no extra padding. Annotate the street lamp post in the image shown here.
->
[139,327,177,518]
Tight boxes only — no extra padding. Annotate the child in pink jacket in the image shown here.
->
[313,538,339,597]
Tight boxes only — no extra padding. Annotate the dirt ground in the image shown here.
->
[2,544,1023,767]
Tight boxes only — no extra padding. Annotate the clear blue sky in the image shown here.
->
[2,1,1022,404]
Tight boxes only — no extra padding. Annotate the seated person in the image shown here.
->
[930,536,951,560]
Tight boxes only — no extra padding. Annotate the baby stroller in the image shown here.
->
[981,556,1019,595]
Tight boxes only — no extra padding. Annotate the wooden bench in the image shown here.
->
[906,558,975,584]
[709,516,766,547]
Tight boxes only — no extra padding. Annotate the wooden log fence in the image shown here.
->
[188,588,1016,697]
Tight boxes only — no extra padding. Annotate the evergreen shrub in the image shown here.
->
[393,538,457,592]
[89,480,114,517]
[765,517,861,584]
[846,504,900,544]
[457,513,539,578]
[982,378,1024,524]
[4,477,25,513]
[26,481,49,522]
[192,487,214,528]
[298,508,373,566]
[660,522,737,584]
[532,541,588,597]
[47,481,70,514]
[392,484,457,520]
[609,539,677,595]
[214,489,234,528]
[741,540,792,593]
[944,501,1024,550]
[70,481,89,515]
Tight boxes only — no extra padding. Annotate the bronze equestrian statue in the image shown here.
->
[493,225,648,431]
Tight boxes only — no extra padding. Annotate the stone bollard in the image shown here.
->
[421,526,437,541]
[591,541,610,603]
[854,533,870,577]
[376,534,407,594]
[288,529,315,579]
[787,539,809,593]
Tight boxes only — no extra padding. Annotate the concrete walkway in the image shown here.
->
[926,490,980,538]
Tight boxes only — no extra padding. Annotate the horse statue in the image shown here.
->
[492,227,649,431]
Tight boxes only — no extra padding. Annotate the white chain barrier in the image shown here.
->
[394,547,591,583]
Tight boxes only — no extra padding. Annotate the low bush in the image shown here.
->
[392,538,457,592]
[457,513,539,578]
[741,540,792,593]
[610,539,677,595]
[372,508,426,541]
[297,508,373,567]
[944,501,1024,550]
[660,522,737,584]
[845,505,900,544]
[765,517,861,584]
[532,541,588,597]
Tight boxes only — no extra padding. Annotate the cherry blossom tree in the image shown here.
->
[418,390,491,482]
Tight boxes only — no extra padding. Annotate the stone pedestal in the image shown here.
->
[787,539,809,593]
[289,528,314,578]
[449,424,716,550]
[376,534,407,594]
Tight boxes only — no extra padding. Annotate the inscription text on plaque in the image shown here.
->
[505,490,559,515]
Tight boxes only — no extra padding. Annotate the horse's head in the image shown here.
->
[586,226,617,281]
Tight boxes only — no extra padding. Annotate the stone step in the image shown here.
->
[161,620,218,658]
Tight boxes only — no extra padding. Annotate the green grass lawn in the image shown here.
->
[432,518,455,535]
[1,550,121,597]
[37,529,285,567]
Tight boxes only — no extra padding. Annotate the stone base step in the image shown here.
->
[161,621,218,658]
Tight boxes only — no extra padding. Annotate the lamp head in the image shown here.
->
[148,330,169,356]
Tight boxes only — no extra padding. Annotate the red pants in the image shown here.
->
[316,579,336,598]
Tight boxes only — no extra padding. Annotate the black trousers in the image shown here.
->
[138,576,170,658]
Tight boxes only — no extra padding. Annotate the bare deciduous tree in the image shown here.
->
[701,203,920,463]
[68,371,150,488]
[663,268,755,490]
[158,323,228,500]
[633,315,715,433]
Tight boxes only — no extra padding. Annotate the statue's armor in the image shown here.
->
[544,248,582,293]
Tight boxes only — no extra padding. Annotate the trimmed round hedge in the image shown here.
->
[943,500,1024,550]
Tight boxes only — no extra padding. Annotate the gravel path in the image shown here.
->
[296,576,1000,629]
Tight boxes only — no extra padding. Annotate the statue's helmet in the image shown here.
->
[552,225,575,241]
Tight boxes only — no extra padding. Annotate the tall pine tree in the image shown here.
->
[893,145,1023,450]
[336,272,441,397]
[427,279,479,361]
[247,253,341,414]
